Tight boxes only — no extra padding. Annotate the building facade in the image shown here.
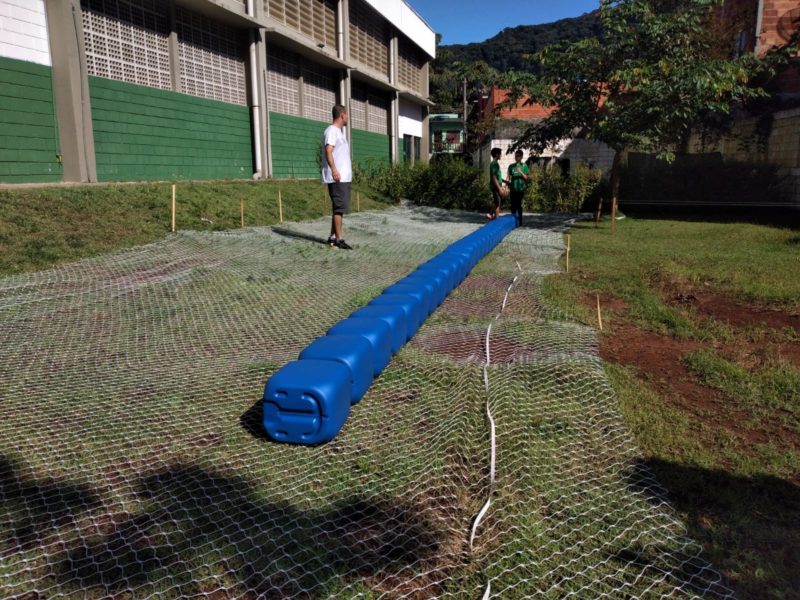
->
[0,0,435,184]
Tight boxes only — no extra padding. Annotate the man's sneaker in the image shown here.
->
[327,235,337,248]
[336,239,353,250]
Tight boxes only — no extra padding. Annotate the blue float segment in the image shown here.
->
[368,294,423,337]
[299,336,374,404]
[350,306,407,354]
[396,275,441,308]
[401,272,447,306]
[382,283,434,317]
[263,360,351,445]
[328,317,392,376]
[262,215,518,445]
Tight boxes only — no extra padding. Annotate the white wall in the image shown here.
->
[0,0,50,65]
[364,0,436,58]
[398,98,423,138]
[474,136,616,176]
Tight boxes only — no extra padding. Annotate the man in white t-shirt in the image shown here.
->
[321,105,353,250]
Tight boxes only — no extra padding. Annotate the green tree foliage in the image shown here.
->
[437,11,602,74]
[503,0,795,212]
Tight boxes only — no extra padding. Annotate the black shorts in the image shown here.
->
[492,188,503,208]
[328,182,351,214]
[510,190,524,213]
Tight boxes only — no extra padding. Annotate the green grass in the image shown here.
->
[544,216,800,339]
[0,179,391,276]
[544,215,800,598]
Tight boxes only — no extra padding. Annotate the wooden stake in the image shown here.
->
[611,197,618,234]
[240,197,245,228]
[171,184,176,233]
[356,191,361,212]
[278,190,283,223]
[322,184,327,216]
[595,196,603,227]
[566,234,571,273]
[596,294,604,331]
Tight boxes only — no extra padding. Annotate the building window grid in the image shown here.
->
[176,7,247,106]
[366,92,388,135]
[264,0,337,50]
[81,0,172,90]
[349,0,389,77]
[267,46,301,116]
[398,36,424,95]
[302,61,338,123]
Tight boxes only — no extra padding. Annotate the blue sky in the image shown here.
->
[407,0,600,45]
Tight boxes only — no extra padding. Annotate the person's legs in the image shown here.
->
[329,183,352,249]
[511,191,523,226]
[488,189,501,220]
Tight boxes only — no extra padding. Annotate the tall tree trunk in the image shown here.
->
[610,148,622,233]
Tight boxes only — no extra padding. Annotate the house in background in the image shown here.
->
[429,113,466,157]
[471,86,615,177]
[0,0,436,184]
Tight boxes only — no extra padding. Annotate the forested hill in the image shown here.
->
[437,11,601,73]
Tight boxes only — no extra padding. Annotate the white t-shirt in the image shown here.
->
[321,125,352,184]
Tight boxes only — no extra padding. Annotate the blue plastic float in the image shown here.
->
[262,214,517,445]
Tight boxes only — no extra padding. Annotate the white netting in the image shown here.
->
[0,208,732,598]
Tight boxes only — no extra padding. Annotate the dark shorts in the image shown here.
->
[492,188,503,208]
[328,182,351,214]
[510,190,524,213]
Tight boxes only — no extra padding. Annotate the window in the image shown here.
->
[414,136,421,162]
[349,0,389,77]
[403,135,412,163]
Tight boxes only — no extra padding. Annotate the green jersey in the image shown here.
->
[507,162,529,193]
[489,160,503,190]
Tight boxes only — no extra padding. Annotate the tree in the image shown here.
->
[503,0,795,224]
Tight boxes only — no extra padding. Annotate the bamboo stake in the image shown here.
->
[322,184,327,216]
[596,294,604,331]
[278,190,283,223]
[566,234,571,273]
[171,184,176,233]
[356,191,361,212]
[611,197,618,233]
[240,197,245,228]
[595,196,603,227]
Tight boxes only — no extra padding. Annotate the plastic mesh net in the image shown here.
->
[0,208,732,598]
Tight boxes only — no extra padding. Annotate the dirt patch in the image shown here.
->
[671,291,800,333]
[598,307,800,459]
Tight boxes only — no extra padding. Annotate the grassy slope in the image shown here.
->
[543,215,800,598]
[0,180,390,277]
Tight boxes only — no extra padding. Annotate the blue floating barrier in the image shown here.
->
[263,360,351,445]
[328,318,392,375]
[382,283,434,317]
[261,216,519,445]
[412,263,456,302]
[299,335,374,404]
[368,294,423,337]
[398,273,443,307]
[350,305,407,353]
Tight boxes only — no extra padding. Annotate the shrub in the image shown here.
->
[524,163,604,213]
[361,157,488,211]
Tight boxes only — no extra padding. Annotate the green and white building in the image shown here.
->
[0,0,435,184]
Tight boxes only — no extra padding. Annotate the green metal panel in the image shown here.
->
[352,129,390,169]
[89,77,253,182]
[269,112,327,179]
[0,56,62,183]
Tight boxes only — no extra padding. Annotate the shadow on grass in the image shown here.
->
[239,399,271,442]
[625,458,800,598]
[1,454,446,597]
[0,456,103,553]
[271,227,331,246]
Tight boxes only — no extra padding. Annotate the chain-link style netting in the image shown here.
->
[0,208,732,598]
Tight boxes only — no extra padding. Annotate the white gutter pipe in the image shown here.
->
[247,0,263,179]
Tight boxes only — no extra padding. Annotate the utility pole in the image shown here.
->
[462,76,468,156]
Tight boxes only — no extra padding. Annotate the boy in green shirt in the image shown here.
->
[487,147,507,220]
[507,149,529,226]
